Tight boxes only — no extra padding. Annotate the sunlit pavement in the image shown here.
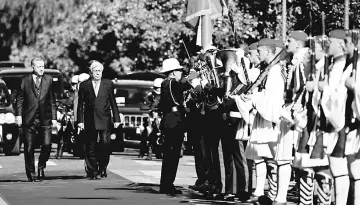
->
[0,147,298,205]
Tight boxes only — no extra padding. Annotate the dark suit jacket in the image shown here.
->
[17,74,57,126]
[77,78,120,130]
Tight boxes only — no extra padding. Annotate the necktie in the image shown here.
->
[94,81,99,96]
[35,76,41,88]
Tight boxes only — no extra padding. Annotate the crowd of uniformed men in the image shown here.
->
[154,28,360,205]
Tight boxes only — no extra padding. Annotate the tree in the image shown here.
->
[7,0,360,87]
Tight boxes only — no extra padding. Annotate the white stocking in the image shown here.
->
[274,162,291,203]
[253,160,266,196]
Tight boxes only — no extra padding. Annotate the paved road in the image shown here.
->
[0,147,298,205]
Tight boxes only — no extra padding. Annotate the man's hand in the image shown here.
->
[78,123,84,130]
[15,116,22,126]
[114,122,121,128]
[240,94,251,102]
[52,120,58,126]
[345,75,356,90]
[305,81,316,92]
[318,76,328,92]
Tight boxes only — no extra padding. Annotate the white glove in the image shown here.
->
[52,120,58,126]
[114,122,121,128]
[78,123,84,131]
[15,116,22,126]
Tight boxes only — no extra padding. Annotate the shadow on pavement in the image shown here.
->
[44,175,87,180]
[0,179,31,183]
[95,182,161,194]
[59,197,119,200]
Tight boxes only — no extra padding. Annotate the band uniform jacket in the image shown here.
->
[17,74,57,126]
[77,78,120,130]
[159,78,191,132]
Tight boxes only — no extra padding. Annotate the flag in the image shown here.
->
[185,0,228,49]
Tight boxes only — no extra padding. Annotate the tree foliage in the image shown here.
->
[3,0,360,86]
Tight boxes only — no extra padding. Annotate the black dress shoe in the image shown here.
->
[28,176,36,182]
[100,169,107,178]
[159,187,182,195]
[38,168,45,181]
[188,184,199,191]
[89,175,101,180]
[258,195,273,205]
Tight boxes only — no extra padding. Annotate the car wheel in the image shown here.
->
[4,135,20,156]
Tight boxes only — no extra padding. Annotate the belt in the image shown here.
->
[229,111,242,118]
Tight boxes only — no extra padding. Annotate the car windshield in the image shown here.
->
[114,86,152,106]
[0,62,25,68]
[1,76,63,100]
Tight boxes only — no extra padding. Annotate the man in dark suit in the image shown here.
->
[77,61,120,180]
[16,57,57,182]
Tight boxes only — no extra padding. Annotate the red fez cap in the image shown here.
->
[257,38,275,47]
[249,42,258,50]
[329,29,346,39]
[289,30,308,41]
[271,39,285,48]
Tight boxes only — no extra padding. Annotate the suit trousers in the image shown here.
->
[202,109,226,190]
[83,128,111,176]
[223,119,250,195]
[23,118,52,178]
[160,127,184,189]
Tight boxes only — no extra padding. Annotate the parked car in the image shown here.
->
[0,79,20,155]
[0,61,26,70]
[111,79,153,151]
[112,71,190,156]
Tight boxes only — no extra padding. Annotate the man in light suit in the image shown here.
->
[16,57,57,182]
[77,61,120,180]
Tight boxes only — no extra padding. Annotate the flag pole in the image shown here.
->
[282,0,287,42]
[201,14,213,49]
[345,0,350,30]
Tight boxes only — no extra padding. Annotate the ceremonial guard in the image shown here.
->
[343,30,360,205]
[274,31,309,204]
[293,34,333,204]
[158,58,191,195]
[329,29,360,204]
[243,38,286,204]
[313,29,346,205]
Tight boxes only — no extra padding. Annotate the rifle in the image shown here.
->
[330,29,359,157]
[240,49,287,94]
[297,25,316,154]
[310,12,330,159]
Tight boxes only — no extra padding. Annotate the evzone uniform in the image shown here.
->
[244,38,287,204]
[316,30,347,205]
[330,29,360,204]
[344,56,360,205]
[293,36,333,205]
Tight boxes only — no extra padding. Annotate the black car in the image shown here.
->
[111,79,153,151]
[0,79,20,155]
